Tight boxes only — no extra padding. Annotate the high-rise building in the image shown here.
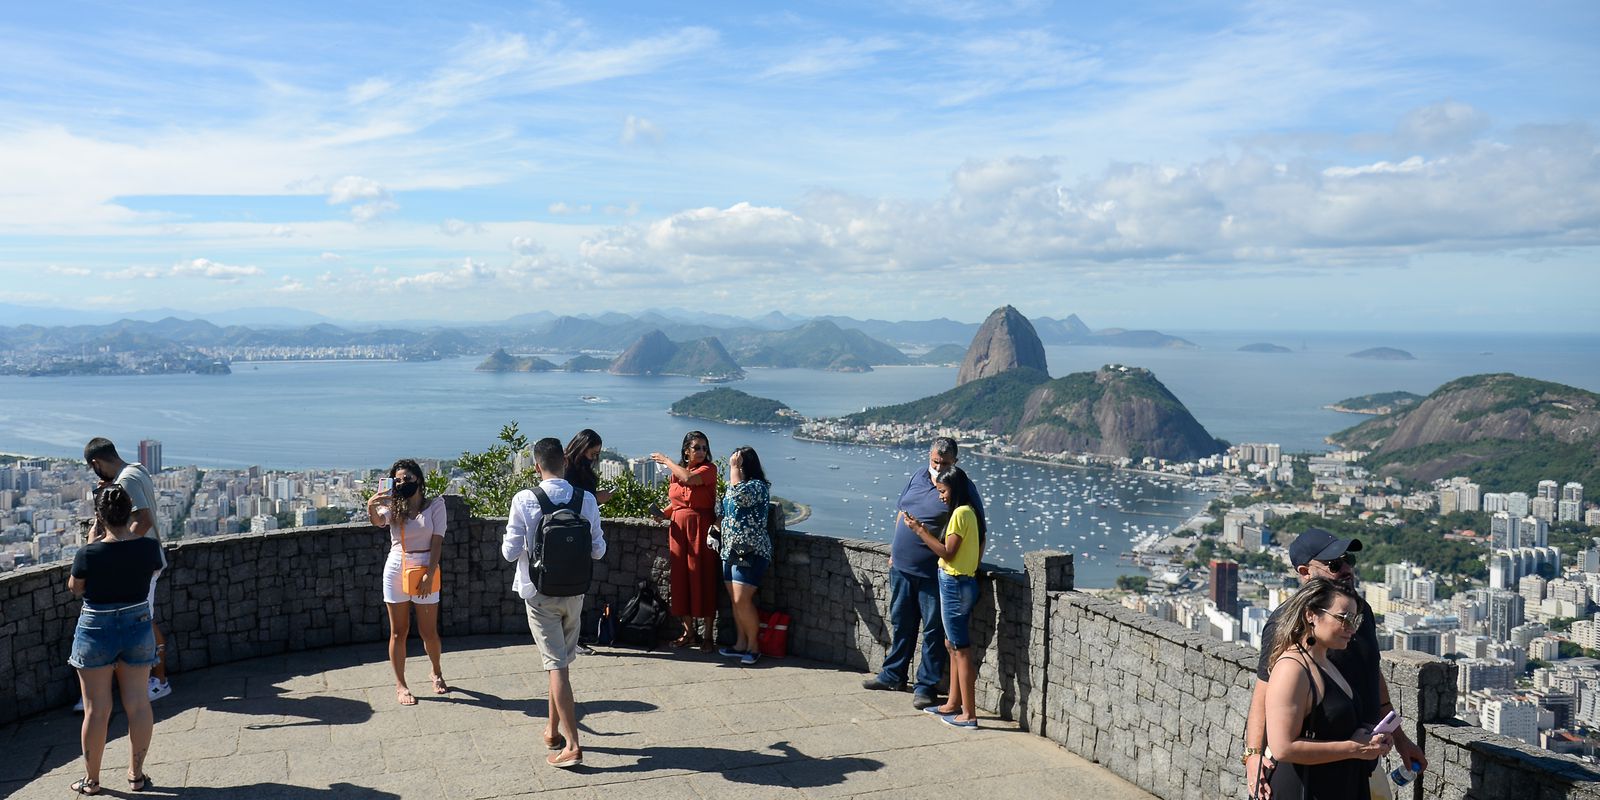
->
[1490,512,1518,550]
[1531,497,1557,523]
[1409,577,1436,604]
[1538,479,1560,501]
[1482,699,1539,746]
[1508,492,1531,517]
[138,439,162,474]
[1209,560,1240,618]
[1482,492,1510,513]
[1519,574,1548,608]
[1457,658,1516,693]
[1487,590,1526,642]
[1519,516,1549,549]
[1559,482,1583,522]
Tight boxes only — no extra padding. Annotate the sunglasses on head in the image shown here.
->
[1317,608,1363,630]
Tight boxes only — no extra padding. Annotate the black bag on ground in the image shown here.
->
[529,486,592,598]
[614,580,665,649]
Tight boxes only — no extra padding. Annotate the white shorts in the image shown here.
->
[382,550,440,605]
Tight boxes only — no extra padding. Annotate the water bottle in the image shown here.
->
[1390,759,1421,787]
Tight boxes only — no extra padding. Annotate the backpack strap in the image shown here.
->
[564,488,586,515]
[529,486,556,515]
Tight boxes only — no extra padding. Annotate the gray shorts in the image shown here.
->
[526,593,585,671]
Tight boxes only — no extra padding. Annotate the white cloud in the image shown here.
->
[107,258,264,282]
[47,264,92,276]
[327,175,397,223]
[267,225,296,237]
[761,37,900,79]
[319,252,343,261]
[621,115,663,145]
[1397,101,1491,148]
[275,277,309,293]
[392,258,496,289]
[440,218,483,236]
[548,202,593,215]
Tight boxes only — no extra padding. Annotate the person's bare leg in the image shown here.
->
[77,666,116,787]
[150,624,168,683]
[954,647,977,722]
[386,602,416,704]
[731,583,761,652]
[414,602,446,692]
[935,641,960,714]
[546,668,582,764]
[115,662,155,784]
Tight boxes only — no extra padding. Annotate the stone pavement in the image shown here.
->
[0,635,1157,800]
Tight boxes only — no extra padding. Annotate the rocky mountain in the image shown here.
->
[608,331,744,379]
[1330,373,1600,490]
[957,306,1048,386]
[1010,366,1223,460]
[1033,314,1092,343]
[1349,347,1415,361]
[847,365,1221,461]
[475,349,558,372]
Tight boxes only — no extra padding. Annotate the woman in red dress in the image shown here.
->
[652,431,719,649]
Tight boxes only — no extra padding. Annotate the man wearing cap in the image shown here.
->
[1242,528,1427,800]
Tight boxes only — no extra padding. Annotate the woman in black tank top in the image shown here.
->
[1261,578,1392,800]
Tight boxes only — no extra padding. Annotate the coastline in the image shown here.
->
[667,411,796,428]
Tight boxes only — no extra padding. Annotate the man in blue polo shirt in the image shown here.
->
[863,437,987,709]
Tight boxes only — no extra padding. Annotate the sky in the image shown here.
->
[1,1,1597,331]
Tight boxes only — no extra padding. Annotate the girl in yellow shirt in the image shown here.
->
[900,465,982,729]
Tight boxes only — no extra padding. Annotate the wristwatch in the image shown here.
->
[1241,747,1263,764]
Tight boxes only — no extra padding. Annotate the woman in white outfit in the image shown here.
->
[365,458,448,705]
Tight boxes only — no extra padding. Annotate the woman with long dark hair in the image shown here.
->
[651,431,719,650]
[1261,578,1391,799]
[563,428,614,505]
[365,458,448,705]
[67,485,164,794]
[715,446,772,665]
[901,465,982,729]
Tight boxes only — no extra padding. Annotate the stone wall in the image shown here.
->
[5,503,1600,800]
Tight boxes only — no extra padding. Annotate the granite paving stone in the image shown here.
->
[1,635,1156,800]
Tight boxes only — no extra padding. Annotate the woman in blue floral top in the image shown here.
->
[716,446,772,665]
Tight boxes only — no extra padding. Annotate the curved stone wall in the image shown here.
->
[4,496,1598,799]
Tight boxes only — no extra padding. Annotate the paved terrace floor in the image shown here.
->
[1,635,1156,800]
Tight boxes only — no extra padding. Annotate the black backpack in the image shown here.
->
[614,580,665,649]
[529,486,593,597]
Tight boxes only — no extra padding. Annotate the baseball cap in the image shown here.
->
[1288,527,1363,568]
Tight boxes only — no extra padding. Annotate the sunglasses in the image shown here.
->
[1318,555,1357,572]
[686,445,708,452]
[1318,608,1363,630]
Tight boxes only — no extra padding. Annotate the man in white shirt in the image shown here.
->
[502,437,606,769]
[84,437,173,703]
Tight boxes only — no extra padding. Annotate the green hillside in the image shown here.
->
[671,388,796,425]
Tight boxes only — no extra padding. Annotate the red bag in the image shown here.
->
[757,609,790,658]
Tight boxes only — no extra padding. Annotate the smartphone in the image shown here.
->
[378,477,394,492]
[1371,710,1401,735]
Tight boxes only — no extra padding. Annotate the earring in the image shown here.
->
[1306,634,1317,646]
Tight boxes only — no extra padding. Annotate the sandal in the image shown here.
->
[70,778,101,795]
[430,674,449,694]
[128,773,151,792]
[671,628,699,648]
[396,686,418,706]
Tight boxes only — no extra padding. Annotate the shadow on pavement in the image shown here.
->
[584,740,883,787]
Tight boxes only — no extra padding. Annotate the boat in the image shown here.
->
[827,464,840,470]
[580,395,606,404]
[699,375,738,384]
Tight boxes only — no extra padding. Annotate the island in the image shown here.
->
[911,343,968,366]
[561,354,611,372]
[1348,347,1416,361]
[1325,391,1423,415]
[669,387,801,426]
[1238,343,1292,354]
[609,330,745,380]
[475,348,558,372]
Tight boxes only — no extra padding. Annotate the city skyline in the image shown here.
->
[2,2,1598,331]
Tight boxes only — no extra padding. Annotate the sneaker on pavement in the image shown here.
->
[740,651,760,666]
[912,694,939,710]
[861,676,902,691]
[718,647,745,659]
[148,679,172,702]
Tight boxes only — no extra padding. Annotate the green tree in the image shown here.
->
[455,422,540,517]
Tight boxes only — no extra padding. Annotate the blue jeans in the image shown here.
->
[877,566,946,699]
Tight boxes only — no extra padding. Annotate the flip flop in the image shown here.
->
[396,687,418,706]
[430,674,449,694]
[70,778,101,795]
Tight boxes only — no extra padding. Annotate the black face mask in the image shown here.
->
[393,481,420,499]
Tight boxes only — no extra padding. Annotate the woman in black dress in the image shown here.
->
[563,429,614,505]
[1263,578,1392,800]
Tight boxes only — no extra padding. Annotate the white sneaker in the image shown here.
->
[148,678,172,702]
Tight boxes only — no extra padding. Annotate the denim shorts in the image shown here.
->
[938,572,979,649]
[68,602,158,670]
[722,551,770,587]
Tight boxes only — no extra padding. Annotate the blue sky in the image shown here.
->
[2,1,1597,330]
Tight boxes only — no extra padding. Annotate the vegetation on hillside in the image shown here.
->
[670,388,796,425]
[845,367,1051,431]
[1327,391,1423,414]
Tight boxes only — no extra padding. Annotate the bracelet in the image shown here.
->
[1241,747,1263,764]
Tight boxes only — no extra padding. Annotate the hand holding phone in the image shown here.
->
[378,477,394,493]
[1371,710,1401,735]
